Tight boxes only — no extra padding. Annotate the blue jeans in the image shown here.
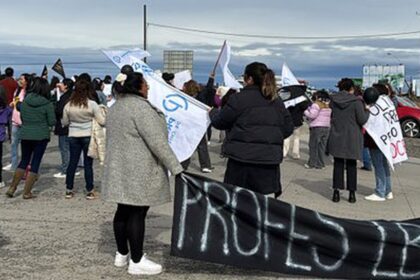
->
[369,148,392,198]
[58,135,70,174]
[18,139,49,174]
[66,137,93,192]
[11,125,21,169]
[362,147,372,169]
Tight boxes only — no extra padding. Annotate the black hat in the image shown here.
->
[121,64,134,75]
[162,72,174,82]
[363,87,379,105]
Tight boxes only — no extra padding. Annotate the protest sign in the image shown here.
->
[103,50,210,162]
[173,70,192,90]
[171,173,420,279]
[364,95,408,168]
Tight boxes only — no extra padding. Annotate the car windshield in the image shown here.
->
[396,96,419,108]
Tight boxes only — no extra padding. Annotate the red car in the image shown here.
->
[396,96,420,138]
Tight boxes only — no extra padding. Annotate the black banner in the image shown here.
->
[52,58,65,78]
[41,65,48,78]
[171,173,420,279]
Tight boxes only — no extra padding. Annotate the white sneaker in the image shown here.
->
[304,164,312,169]
[201,168,212,173]
[128,254,162,275]
[75,171,81,176]
[386,192,394,200]
[53,172,66,178]
[0,182,5,188]
[364,193,386,202]
[2,164,12,171]
[114,251,129,267]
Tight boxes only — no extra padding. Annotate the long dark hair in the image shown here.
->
[29,77,51,99]
[244,62,277,101]
[69,80,90,108]
[0,89,7,109]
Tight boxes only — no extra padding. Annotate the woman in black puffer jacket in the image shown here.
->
[210,62,294,197]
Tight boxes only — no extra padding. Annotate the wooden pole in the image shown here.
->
[143,5,147,63]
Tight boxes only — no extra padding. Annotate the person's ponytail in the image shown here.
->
[261,69,277,101]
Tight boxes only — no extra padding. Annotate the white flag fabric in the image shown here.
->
[103,50,210,162]
[102,49,150,70]
[281,63,300,87]
[218,41,243,90]
[363,95,408,169]
[173,70,192,90]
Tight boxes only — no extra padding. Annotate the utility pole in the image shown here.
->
[143,4,147,63]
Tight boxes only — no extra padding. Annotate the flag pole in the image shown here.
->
[212,40,227,75]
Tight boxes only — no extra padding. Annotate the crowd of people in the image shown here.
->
[0,62,402,275]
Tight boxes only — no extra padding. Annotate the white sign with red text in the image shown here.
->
[364,95,408,169]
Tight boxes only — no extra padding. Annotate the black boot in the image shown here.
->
[348,191,356,203]
[332,190,340,203]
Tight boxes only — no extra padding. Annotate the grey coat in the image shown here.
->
[327,91,370,160]
[101,94,183,206]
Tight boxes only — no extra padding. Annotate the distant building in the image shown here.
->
[163,50,193,74]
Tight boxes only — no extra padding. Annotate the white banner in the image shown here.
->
[364,95,408,169]
[218,41,243,90]
[173,70,192,90]
[102,49,150,70]
[103,50,210,162]
[281,63,300,87]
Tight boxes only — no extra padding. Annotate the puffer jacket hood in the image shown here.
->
[24,93,50,108]
[331,91,360,109]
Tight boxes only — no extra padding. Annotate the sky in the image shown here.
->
[1,0,420,89]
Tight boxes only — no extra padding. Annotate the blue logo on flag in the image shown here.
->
[113,56,121,63]
[163,94,189,112]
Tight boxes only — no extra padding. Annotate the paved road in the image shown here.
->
[1,128,419,280]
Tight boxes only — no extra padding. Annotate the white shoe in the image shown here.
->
[0,182,5,188]
[53,172,66,178]
[304,164,312,169]
[201,168,212,173]
[364,193,386,202]
[114,251,129,267]
[207,141,211,145]
[2,164,12,171]
[386,192,394,200]
[75,171,81,176]
[128,254,162,275]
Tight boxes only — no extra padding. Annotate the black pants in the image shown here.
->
[113,204,150,263]
[332,157,357,191]
[18,139,49,174]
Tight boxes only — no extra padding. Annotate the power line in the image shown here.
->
[148,22,420,40]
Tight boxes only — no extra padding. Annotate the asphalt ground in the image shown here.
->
[1,127,419,280]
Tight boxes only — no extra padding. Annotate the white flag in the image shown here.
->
[363,95,408,169]
[218,41,243,90]
[173,70,192,90]
[102,48,150,69]
[281,63,300,87]
[103,50,210,162]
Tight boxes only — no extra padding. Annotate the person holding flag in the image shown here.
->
[210,62,293,197]
[102,72,183,275]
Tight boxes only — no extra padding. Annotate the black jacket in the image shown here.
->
[197,77,215,106]
[327,91,370,160]
[54,91,72,135]
[210,85,294,164]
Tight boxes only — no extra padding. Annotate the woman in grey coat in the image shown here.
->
[328,78,370,203]
[102,72,183,276]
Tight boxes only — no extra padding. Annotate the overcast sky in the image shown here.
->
[1,0,420,88]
